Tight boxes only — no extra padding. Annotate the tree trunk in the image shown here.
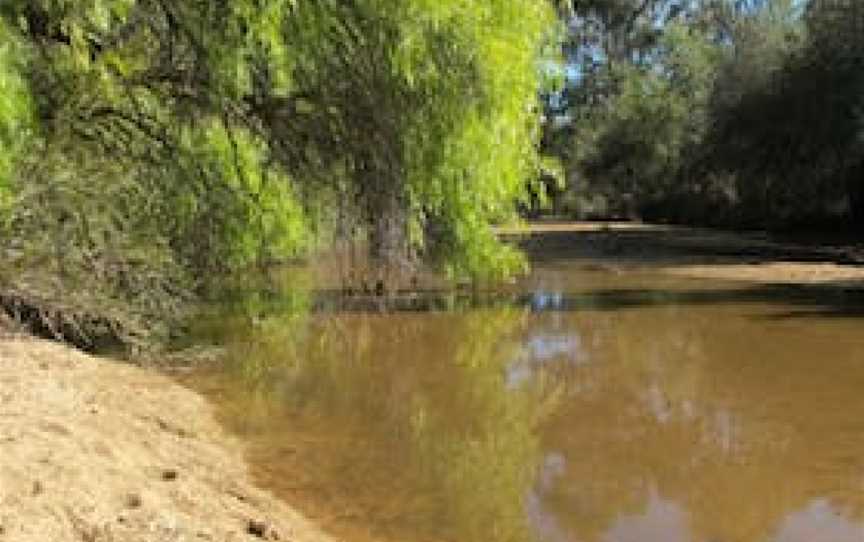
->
[367,187,408,266]
[846,162,864,225]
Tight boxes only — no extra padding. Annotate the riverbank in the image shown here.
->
[502,221,864,286]
[0,337,333,542]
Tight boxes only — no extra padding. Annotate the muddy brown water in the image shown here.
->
[178,260,864,542]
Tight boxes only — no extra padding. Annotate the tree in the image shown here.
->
[553,7,722,219]
[0,18,34,206]
[0,1,560,348]
[264,1,558,279]
[686,0,864,228]
[547,0,864,229]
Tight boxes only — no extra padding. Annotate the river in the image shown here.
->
[178,232,864,542]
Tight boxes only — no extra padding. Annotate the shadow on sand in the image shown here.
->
[503,223,864,266]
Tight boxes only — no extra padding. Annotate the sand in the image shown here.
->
[0,338,334,542]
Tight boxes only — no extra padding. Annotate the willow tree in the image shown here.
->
[257,1,558,279]
[3,0,556,276]
[0,1,306,346]
[0,1,558,346]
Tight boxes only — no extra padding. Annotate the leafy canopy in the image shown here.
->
[0,0,560,347]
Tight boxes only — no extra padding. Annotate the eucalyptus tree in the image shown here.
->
[546,0,863,227]
[545,0,728,218]
[806,0,864,221]
[680,0,864,228]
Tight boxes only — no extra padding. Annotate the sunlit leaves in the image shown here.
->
[1,0,561,328]
[283,0,558,279]
[189,120,310,267]
[0,20,33,206]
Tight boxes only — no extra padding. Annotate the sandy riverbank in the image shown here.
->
[0,337,333,542]
[503,221,864,286]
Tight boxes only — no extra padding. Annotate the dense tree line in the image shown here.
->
[0,1,557,349]
[545,0,864,230]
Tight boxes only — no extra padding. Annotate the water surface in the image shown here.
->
[180,261,864,542]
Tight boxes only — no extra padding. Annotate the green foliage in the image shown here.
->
[565,22,721,216]
[9,0,555,282]
[408,1,556,279]
[685,0,864,227]
[552,0,864,230]
[181,120,310,268]
[0,0,561,348]
[0,139,189,349]
[276,0,557,280]
[0,20,34,207]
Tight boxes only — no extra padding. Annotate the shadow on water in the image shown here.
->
[309,281,864,321]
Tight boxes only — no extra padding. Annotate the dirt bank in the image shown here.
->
[0,337,333,542]
[502,221,864,285]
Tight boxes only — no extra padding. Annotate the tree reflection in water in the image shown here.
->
[184,268,864,542]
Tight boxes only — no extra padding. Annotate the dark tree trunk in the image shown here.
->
[367,186,409,266]
[845,162,864,225]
